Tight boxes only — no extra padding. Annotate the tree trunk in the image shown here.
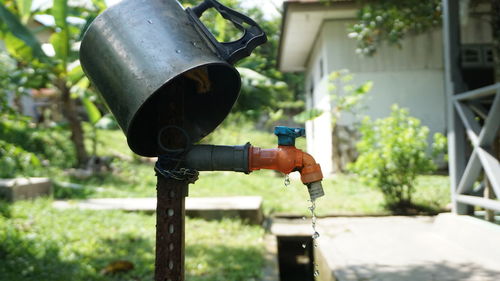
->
[332,124,343,173]
[12,94,23,114]
[57,79,88,167]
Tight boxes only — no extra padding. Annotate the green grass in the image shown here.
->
[1,123,451,280]
[53,127,451,216]
[0,199,264,281]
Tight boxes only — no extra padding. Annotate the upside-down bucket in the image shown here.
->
[80,0,266,156]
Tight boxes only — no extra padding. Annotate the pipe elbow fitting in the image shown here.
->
[299,152,323,184]
[249,146,323,184]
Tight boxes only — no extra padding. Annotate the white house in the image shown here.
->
[278,0,493,175]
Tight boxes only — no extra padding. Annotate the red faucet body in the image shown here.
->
[248,145,323,184]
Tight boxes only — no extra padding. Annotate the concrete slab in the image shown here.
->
[434,213,500,265]
[317,215,500,281]
[52,196,263,224]
[0,177,52,201]
[270,218,314,237]
[262,234,280,281]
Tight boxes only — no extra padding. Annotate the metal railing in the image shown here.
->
[450,83,500,213]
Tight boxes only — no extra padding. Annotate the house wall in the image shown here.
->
[304,31,334,176]
[323,19,447,134]
[305,15,491,175]
[307,19,447,175]
[322,18,447,125]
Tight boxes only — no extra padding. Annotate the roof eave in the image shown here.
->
[277,0,357,72]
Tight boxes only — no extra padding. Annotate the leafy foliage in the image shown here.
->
[0,139,41,178]
[327,69,372,125]
[293,69,372,171]
[294,69,372,124]
[347,0,442,56]
[0,48,49,114]
[0,0,107,166]
[0,115,76,176]
[349,105,447,210]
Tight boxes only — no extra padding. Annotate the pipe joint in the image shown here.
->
[181,142,325,200]
[249,145,323,184]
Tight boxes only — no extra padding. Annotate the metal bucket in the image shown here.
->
[80,0,266,156]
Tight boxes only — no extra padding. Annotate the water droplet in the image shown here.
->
[301,243,306,248]
[169,243,174,251]
[169,224,175,234]
[312,232,320,239]
[147,19,153,24]
[314,269,320,277]
[175,50,181,54]
[302,216,306,220]
[284,174,290,187]
[167,208,174,216]
[169,190,175,198]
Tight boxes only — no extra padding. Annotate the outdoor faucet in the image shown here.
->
[182,126,325,201]
[249,127,324,200]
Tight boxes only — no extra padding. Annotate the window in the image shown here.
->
[484,48,493,64]
[461,44,494,68]
[309,79,315,104]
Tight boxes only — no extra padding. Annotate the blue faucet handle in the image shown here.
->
[274,126,306,146]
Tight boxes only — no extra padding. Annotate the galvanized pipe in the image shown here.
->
[183,144,250,173]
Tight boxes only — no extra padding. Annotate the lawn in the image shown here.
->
[1,123,451,280]
[54,125,451,216]
[0,199,264,281]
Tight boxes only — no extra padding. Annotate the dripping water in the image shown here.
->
[281,174,321,278]
[309,199,320,278]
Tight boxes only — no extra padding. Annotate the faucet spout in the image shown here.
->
[249,145,325,200]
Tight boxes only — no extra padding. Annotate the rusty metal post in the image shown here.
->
[154,174,188,281]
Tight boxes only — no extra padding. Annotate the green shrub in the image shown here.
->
[0,140,41,178]
[349,105,446,211]
[0,115,76,178]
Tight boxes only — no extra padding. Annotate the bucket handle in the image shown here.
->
[186,0,267,64]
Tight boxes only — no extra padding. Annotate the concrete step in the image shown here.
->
[433,213,500,267]
[269,214,500,281]
[317,214,500,281]
[53,196,263,224]
[0,177,52,201]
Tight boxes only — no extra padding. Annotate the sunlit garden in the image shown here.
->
[0,0,461,280]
